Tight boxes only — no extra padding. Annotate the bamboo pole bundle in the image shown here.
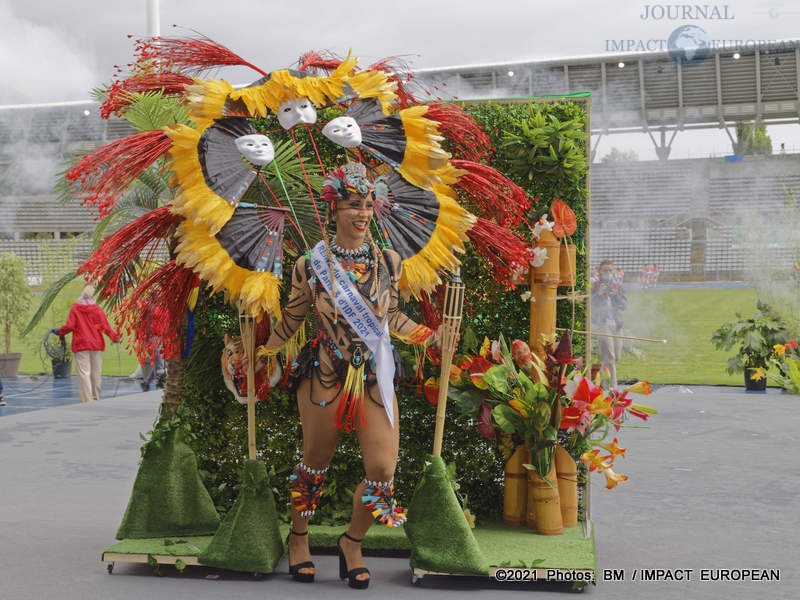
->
[238,310,257,460]
[432,271,465,457]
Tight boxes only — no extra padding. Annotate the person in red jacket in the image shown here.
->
[53,285,119,403]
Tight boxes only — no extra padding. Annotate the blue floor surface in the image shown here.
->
[0,375,145,417]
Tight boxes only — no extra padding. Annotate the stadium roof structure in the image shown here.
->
[415,40,800,159]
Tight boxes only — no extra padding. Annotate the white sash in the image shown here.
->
[309,242,395,427]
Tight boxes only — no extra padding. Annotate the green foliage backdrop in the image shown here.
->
[178,97,590,523]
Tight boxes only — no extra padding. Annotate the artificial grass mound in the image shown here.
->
[404,454,489,575]
[116,425,220,539]
[198,459,285,574]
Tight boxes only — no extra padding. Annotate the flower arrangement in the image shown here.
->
[449,331,657,490]
[560,373,655,489]
[766,339,800,394]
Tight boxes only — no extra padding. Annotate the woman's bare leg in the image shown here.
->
[289,380,341,576]
[339,393,400,581]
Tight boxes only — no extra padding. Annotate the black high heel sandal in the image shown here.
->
[338,532,370,589]
[287,529,315,583]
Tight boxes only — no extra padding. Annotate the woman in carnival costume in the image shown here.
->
[259,161,439,588]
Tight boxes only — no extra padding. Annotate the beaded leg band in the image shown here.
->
[361,477,407,528]
[290,462,329,519]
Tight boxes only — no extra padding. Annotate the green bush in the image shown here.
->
[178,293,504,522]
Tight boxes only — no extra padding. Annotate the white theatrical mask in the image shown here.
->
[234,134,275,165]
[322,116,362,148]
[276,97,318,129]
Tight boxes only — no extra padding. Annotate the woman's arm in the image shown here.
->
[385,251,435,345]
[260,256,313,352]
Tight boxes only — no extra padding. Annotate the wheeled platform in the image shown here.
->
[103,519,596,587]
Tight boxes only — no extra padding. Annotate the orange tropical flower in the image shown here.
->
[625,380,652,395]
[604,468,629,489]
[596,437,626,458]
[774,344,787,357]
[750,367,765,381]
[581,449,611,472]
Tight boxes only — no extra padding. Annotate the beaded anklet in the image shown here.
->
[361,477,407,528]
[290,462,329,518]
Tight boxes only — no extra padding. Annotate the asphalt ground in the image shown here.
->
[0,384,797,600]
[0,375,143,417]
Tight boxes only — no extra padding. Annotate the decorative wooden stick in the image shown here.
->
[432,270,465,457]
[556,327,667,344]
[238,309,257,460]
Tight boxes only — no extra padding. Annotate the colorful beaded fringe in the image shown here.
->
[289,462,328,519]
[361,477,407,528]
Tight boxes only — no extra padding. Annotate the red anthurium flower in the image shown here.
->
[476,401,496,439]
[423,377,439,405]
[560,405,584,430]
[551,199,577,238]
[467,355,493,389]
[786,339,797,350]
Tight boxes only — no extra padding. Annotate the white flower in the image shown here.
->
[531,246,548,268]
[520,290,532,302]
[531,214,554,240]
[564,373,584,399]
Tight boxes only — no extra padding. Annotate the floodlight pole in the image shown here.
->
[147,0,161,37]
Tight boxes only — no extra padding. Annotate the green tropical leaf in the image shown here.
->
[492,403,522,434]
[21,271,79,336]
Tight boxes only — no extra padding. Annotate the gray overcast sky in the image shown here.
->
[2,0,799,158]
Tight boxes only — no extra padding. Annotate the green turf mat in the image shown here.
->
[472,522,596,570]
[304,522,410,553]
[103,536,213,557]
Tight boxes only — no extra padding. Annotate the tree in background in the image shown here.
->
[0,252,32,355]
[734,121,773,156]
[600,147,640,163]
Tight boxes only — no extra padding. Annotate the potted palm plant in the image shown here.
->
[0,252,33,378]
[43,330,72,378]
[710,301,790,391]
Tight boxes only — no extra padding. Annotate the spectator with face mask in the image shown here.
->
[591,260,627,389]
